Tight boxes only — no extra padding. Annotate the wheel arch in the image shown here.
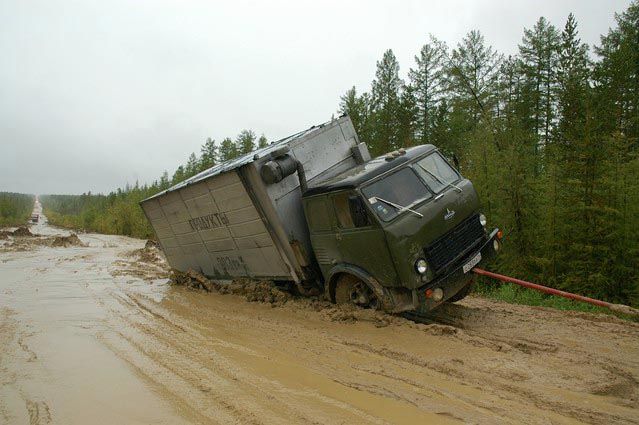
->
[327,264,389,306]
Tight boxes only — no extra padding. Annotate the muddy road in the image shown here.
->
[1,219,638,424]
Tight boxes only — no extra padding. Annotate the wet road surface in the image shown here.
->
[1,217,638,424]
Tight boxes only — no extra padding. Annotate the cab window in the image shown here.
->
[333,193,371,229]
[413,152,460,193]
[362,168,431,221]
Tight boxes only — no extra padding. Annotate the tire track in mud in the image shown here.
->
[0,308,54,425]
[25,400,51,425]
[132,287,639,424]
[103,291,390,424]
[104,291,543,423]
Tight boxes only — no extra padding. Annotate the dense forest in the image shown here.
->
[0,192,34,227]
[42,3,638,305]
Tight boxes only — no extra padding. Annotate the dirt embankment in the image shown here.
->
[110,240,171,281]
[2,221,638,424]
[0,228,86,252]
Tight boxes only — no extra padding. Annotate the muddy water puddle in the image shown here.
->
[1,220,638,424]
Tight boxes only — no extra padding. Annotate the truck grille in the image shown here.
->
[424,214,485,273]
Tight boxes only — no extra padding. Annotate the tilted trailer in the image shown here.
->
[141,116,370,293]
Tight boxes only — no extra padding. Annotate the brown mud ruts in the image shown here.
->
[51,233,85,247]
[1,220,638,424]
[9,226,32,237]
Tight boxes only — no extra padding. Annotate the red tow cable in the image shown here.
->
[472,267,639,317]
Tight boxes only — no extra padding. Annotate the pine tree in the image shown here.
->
[159,171,170,189]
[172,165,186,184]
[257,134,268,149]
[236,130,256,155]
[339,86,371,143]
[518,17,560,147]
[594,2,639,141]
[219,137,238,162]
[397,84,418,147]
[185,152,199,177]
[408,37,448,144]
[370,49,404,154]
[593,2,639,304]
[552,13,603,295]
[200,138,218,170]
[449,30,502,122]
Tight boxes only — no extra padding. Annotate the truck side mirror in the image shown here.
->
[348,196,370,227]
[452,154,460,169]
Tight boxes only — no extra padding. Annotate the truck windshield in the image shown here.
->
[413,152,460,193]
[361,168,432,221]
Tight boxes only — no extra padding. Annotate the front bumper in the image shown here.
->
[413,228,500,313]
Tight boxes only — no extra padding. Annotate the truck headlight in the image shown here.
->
[479,213,487,227]
[415,258,428,274]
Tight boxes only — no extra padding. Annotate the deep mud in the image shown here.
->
[0,227,85,252]
[1,218,638,424]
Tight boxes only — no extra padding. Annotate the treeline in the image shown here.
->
[41,129,269,239]
[0,192,34,227]
[339,5,639,305]
[41,3,638,305]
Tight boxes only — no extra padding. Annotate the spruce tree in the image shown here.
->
[200,138,218,170]
[553,13,601,294]
[449,30,502,122]
[219,137,238,162]
[518,17,560,147]
[236,130,256,154]
[370,49,404,154]
[339,86,371,143]
[159,171,170,189]
[172,166,186,184]
[408,37,447,144]
[185,152,199,177]
[257,134,268,149]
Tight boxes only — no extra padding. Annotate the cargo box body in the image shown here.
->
[141,116,367,283]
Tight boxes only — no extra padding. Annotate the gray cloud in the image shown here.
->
[0,0,631,194]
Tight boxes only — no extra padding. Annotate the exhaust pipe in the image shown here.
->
[260,154,308,193]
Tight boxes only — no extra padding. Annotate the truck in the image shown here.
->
[140,116,501,313]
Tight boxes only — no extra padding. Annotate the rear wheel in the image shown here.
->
[334,274,379,309]
[447,278,474,303]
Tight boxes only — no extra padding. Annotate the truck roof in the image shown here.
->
[303,144,436,197]
[142,116,349,203]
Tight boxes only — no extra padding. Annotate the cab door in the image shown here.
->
[304,195,340,281]
[330,191,398,286]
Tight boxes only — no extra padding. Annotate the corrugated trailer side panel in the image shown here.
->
[142,170,292,280]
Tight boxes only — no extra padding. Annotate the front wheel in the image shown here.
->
[334,274,379,309]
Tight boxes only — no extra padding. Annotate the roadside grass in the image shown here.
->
[473,279,637,322]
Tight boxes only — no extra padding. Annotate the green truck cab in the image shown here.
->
[302,144,501,313]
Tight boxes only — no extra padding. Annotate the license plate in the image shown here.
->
[462,252,482,274]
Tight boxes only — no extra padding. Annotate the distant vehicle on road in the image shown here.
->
[30,214,39,224]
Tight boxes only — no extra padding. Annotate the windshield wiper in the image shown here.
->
[417,164,462,193]
[372,197,423,218]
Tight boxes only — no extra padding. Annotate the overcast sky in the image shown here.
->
[0,0,632,195]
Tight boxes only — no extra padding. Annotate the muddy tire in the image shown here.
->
[334,274,379,309]
[447,279,474,303]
